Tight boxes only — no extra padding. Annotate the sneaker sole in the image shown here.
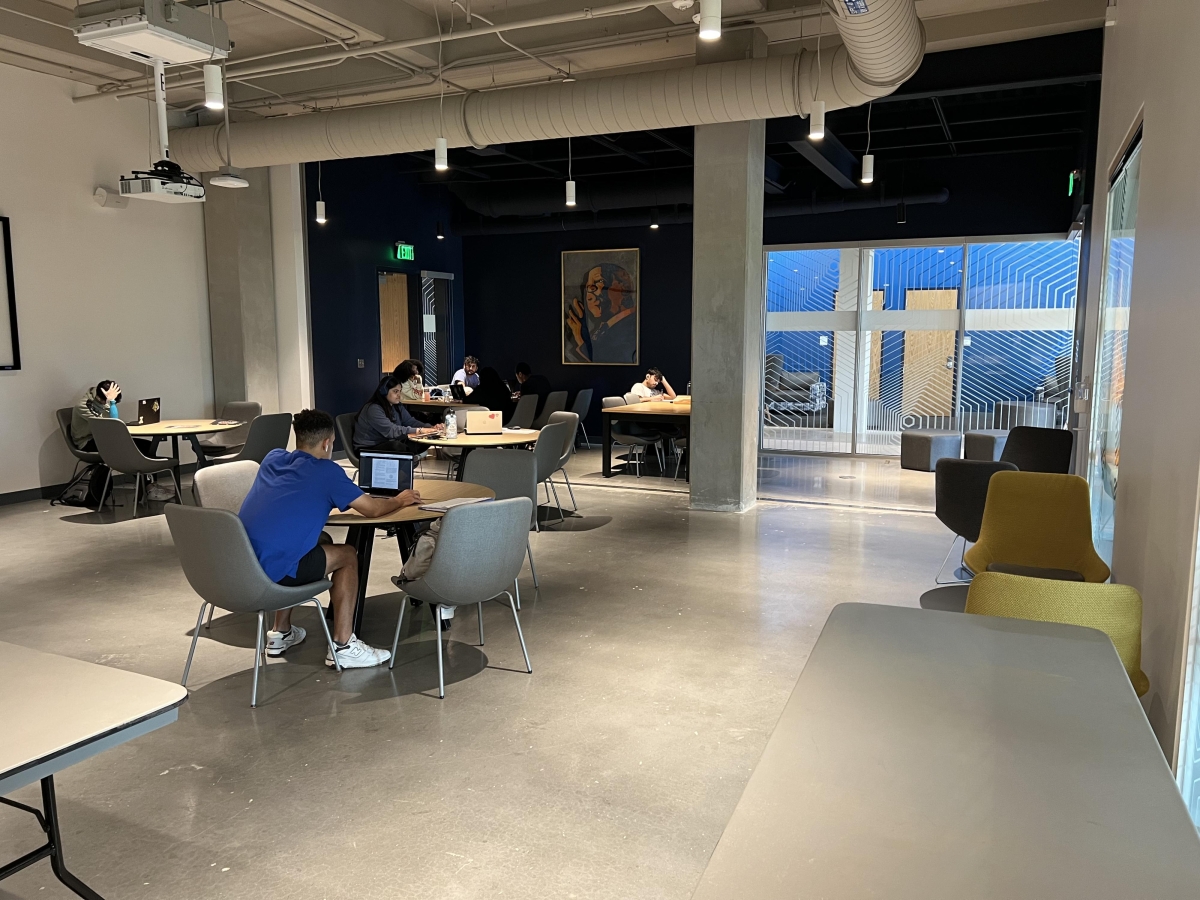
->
[325,653,391,669]
[266,638,305,657]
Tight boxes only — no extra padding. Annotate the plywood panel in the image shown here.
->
[901,289,958,417]
[379,272,410,373]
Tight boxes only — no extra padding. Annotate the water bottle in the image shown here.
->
[445,409,457,439]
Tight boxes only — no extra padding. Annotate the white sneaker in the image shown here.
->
[265,625,306,657]
[326,634,391,669]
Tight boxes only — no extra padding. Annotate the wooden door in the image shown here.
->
[900,289,958,417]
[378,272,410,374]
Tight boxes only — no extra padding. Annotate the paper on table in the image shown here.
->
[418,497,493,512]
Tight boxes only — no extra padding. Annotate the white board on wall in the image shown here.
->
[0,217,17,370]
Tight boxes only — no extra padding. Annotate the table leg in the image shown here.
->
[186,434,210,470]
[456,446,474,481]
[602,414,612,477]
[348,524,375,637]
[0,776,105,900]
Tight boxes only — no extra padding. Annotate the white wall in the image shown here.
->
[0,64,212,496]
[1083,1,1200,759]
[270,163,314,418]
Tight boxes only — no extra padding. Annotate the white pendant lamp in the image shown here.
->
[203,63,224,110]
[565,180,577,206]
[861,154,875,185]
[565,137,576,206]
[809,100,825,141]
[435,137,448,171]
[698,0,721,40]
[211,166,249,188]
[315,200,327,224]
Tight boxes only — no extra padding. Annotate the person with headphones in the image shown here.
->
[354,374,444,454]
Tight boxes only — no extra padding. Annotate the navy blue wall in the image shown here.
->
[461,224,694,436]
[304,157,464,422]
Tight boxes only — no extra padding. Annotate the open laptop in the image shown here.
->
[357,451,415,498]
[137,397,161,425]
[449,383,469,402]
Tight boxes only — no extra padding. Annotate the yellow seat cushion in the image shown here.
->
[965,571,1149,696]
[963,471,1110,583]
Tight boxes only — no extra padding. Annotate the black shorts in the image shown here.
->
[278,544,327,586]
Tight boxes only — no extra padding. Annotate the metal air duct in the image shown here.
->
[171,0,924,172]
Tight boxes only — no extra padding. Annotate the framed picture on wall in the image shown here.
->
[0,217,19,371]
[562,248,639,365]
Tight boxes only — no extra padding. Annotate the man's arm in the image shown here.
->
[660,378,677,400]
[349,488,422,519]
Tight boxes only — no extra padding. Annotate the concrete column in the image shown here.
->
[269,164,314,416]
[689,119,766,512]
[832,249,860,441]
[203,167,280,414]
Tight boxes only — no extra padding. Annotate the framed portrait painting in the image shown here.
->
[562,248,639,365]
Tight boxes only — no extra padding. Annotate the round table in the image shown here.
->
[326,479,495,634]
[126,418,248,482]
[414,429,540,480]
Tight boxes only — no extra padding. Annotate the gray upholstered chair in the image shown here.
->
[569,388,593,448]
[461,448,540,603]
[165,504,341,708]
[532,390,568,429]
[55,407,105,501]
[533,420,572,525]
[623,391,641,407]
[388,497,533,699]
[89,416,180,512]
[508,394,538,429]
[602,396,662,477]
[196,401,261,456]
[210,413,292,465]
[193,460,259,512]
[546,411,580,510]
[334,413,361,474]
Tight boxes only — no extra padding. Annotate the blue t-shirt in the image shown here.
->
[239,449,363,581]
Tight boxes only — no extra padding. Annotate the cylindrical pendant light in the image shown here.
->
[650,208,660,229]
[435,137,448,171]
[809,101,825,141]
[315,200,327,224]
[565,180,577,206]
[698,0,721,40]
[861,154,875,185]
[436,221,445,240]
[203,64,224,110]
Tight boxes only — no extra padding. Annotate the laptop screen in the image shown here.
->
[357,452,415,496]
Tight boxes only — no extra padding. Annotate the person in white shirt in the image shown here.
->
[451,356,480,389]
[630,368,677,401]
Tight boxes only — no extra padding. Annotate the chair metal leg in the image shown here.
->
[204,603,214,629]
[434,605,445,698]
[132,473,141,516]
[478,602,485,645]
[549,480,565,525]
[934,535,971,585]
[388,592,408,668]
[166,469,182,504]
[514,578,521,610]
[99,470,113,509]
[504,591,532,674]
[578,422,591,449]
[251,610,265,708]
[527,540,539,588]
[308,598,341,673]
[562,470,577,510]
[181,602,207,686]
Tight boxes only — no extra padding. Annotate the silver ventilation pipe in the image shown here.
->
[171,0,924,172]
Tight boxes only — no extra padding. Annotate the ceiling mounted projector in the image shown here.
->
[71,0,229,66]
[120,160,205,202]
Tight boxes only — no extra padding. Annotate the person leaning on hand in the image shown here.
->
[630,368,677,401]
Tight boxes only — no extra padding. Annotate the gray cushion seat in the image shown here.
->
[964,429,1009,462]
[900,429,962,472]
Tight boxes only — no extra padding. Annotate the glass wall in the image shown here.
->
[762,238,1081,455]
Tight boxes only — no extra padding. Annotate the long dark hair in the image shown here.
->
[365,375,403,420]
[393,359,423,383]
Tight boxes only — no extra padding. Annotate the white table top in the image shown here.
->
[0,642,187,794]
[690,603,1200,900]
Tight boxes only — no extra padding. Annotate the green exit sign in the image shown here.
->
[395,241,415,261]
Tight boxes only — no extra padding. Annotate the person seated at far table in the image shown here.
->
[355,375,444,455]
[239,409,422,668]
[451,356,480,389]
[630,368,677,401]
[392,359,427,402]
[469,366,516,422]
[71,379,170,499]
[514,361,552,418]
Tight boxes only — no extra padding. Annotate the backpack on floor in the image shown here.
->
[52,464,110,509]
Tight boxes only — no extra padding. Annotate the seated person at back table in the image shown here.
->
[355,375,443,454]
[630,367,677,401]
[470,366,516,422]
[392,359,427,402]
[71,378,170,498]
[451,355,480,389]
[239,409,421,669]
[514,361,552,417]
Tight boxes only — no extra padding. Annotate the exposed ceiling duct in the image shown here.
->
[170,0,926,173]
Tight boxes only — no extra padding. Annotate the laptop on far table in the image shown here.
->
[357,452,415,498]
[137,398,161,426]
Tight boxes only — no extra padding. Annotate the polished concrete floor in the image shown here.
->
[0,468,949,900]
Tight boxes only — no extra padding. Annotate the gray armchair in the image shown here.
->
[764,354,828,423]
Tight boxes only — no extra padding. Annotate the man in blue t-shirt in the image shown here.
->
[239,409,421,669]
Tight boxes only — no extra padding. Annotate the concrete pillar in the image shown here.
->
[269,164,314,415]
[203,167,280,414]
[832,249,860,441]
[689,119,766,512]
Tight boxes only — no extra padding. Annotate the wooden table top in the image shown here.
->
[402,398,475,408]
[326,478,494,525]
[414,428,539,447]
[604,401,691,416]
[127,418,246,436]
[0,641,187,793]
[690,603,1200,900]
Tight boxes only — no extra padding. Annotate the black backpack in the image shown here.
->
[52,464,110,509]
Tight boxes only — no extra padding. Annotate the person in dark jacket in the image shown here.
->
[354,375,443,453]
[469,367,516,423]
[514,362,552,419]
[71,380,123,450]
